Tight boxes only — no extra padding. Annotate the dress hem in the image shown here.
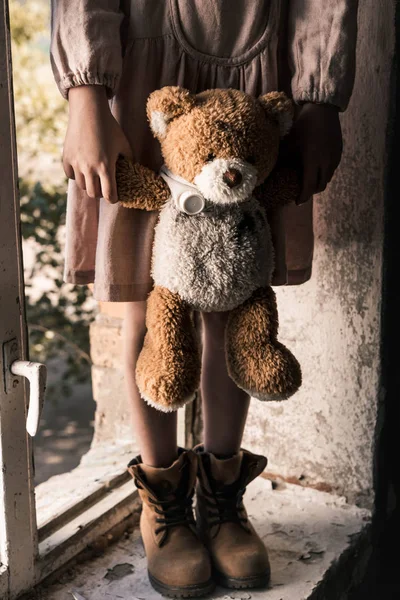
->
[64,269,153,302]
[63,269,312,302]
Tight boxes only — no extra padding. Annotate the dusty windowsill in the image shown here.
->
[35,442,136,529]
[33,475,371,600]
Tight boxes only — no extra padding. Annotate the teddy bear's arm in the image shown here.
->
[254,166,301,211]
[116,155,170,210]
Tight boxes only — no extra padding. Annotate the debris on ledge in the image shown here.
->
[31,474,371,600]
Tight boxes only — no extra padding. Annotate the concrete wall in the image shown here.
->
[90,314,132,445]
[90,0,395,507]
[243,0,395,506]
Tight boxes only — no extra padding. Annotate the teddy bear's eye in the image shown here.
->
[246,155,256,165]
[206,153,216,162]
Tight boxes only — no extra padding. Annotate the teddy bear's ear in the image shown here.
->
[258,91,294,138]
[146,86,196,140]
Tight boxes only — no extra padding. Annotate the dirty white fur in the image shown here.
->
[194,158,258,204]
[141,392,196,413]
[152,195,274,312]
[150,110,168,138]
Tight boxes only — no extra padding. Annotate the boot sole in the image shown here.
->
[148,571,215,598]
[214,568,271,590]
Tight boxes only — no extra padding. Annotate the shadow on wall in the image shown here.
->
[33,358,96,485]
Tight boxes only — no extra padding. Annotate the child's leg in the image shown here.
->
[124,302,213,595]
[123,301,178,467]
[200,311,250,456]
[198,311,270,590]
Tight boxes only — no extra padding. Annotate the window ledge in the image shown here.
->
[36,442,135,530]
[33,475,371,599]
[34,442,139,584]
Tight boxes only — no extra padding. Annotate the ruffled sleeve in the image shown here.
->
[50,0,124,99]
[288,0,359,111]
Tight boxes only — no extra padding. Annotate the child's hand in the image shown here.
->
[281,103,343,205]
[63,85,133,203]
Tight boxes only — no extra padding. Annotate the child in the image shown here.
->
[50,1,358,596]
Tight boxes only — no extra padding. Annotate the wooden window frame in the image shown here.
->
[0,3,142,597]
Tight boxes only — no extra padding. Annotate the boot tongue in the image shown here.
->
[140,451,196,498]
[208,452,243,486]
[208,450,268,487]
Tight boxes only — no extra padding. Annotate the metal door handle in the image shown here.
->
[10,360,47,436]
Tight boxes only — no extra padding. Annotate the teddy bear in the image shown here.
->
[116,86,302,413]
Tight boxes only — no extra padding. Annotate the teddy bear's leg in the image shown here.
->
[136,286,201,412]
[226,286,301,401]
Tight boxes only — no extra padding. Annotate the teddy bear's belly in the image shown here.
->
[152,198,274,312]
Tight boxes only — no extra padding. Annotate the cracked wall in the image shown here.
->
[90,0,396,507]
[242,0,395,506]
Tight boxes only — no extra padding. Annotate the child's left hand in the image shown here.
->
[281,102,343,205]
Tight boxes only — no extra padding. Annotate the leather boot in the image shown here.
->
[195,445,270,589]
[127,449,214,598]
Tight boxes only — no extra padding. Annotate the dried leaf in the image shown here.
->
[104,562,135,581]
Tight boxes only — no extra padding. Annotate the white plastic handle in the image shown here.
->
[10,360,47,436]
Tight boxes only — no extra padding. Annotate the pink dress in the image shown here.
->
[50,0,358,302]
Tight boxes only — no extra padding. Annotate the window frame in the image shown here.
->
[0,2,141,597]
[0,1,38,596]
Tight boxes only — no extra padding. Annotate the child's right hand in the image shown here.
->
[63,85,133,203]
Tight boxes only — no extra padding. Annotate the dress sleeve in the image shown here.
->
[288,0,359,111]
[50,0,124,100]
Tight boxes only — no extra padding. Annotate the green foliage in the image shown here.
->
[9,0,47,44]
[19,179,94,398]
[10,1,96,398]
[11,1,67,165]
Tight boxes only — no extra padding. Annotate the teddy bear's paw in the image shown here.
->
[136,346,200,413]
[227,340,302,401]
[135,285,201,412]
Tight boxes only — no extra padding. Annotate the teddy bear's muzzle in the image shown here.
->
[223,168,243,188]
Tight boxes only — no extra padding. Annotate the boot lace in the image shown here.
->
[151,489,196,535]
[134,477,196,545]
[201,483,249,530]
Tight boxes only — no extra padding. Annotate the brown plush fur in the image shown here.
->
[154,88,283,186]
[254,165,301,210]
[146,86,196,129]
[258,91,295,131]
[136,286,201,412]
[226,287,302,400]
[116,86,302,410]
[116,155,170,210]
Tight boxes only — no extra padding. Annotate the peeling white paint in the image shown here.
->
[243,0,395,506]
[34,477,370,600]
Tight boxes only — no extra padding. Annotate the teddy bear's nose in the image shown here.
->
[223,168,243,188]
